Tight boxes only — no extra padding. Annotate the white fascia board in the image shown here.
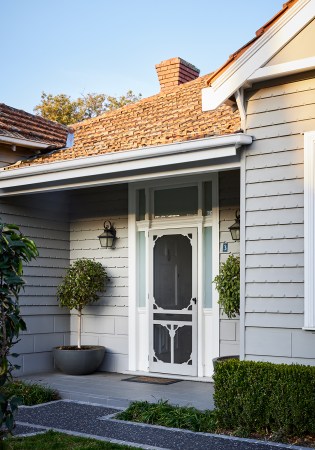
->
[0,134,252,191]
[0,135,49,149]
[202,0,313,111]
[0,160,241,197]
[248,56,315,83]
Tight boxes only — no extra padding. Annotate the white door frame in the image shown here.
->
[128,172,220,378]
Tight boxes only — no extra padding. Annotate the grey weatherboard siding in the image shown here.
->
[0,184,129,376]
[244,72,315,364]
[0,193,70,375]
[69,185,129,373]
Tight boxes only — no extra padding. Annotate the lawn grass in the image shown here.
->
[0,380,60,406]
[3,430,140,449]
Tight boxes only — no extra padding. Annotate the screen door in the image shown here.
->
[149,228,197,376]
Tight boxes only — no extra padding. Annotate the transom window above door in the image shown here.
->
[136,180,213,221]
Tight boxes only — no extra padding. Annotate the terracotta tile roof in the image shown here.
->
[207,0,300,86]
[7,74,240,169]
[0,103,68,147]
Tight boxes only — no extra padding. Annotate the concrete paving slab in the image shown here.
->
[21,371,214,410]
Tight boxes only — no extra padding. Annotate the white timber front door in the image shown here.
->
[149,228,198,376]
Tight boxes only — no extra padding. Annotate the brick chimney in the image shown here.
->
[155,57,200,91]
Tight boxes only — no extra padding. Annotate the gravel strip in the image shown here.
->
[13,423,47,436]
[15,401,313,450]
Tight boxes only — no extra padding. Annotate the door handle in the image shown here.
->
[192,298,197,304]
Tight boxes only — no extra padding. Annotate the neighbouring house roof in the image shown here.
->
[206,0,300,86]
[6,73,241,170]
[0,103,68,147]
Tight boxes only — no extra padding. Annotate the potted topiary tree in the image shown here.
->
[53,258,109,375]
[212,254,240,369]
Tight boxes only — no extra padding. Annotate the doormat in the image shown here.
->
[123,376,181,385]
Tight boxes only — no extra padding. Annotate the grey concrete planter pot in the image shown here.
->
[212,355,239,371]
[53,346,105,375]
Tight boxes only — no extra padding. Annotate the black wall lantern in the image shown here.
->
[229,210,240,241]
[98,220,116,248]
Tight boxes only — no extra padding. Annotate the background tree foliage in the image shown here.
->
[34,90,142,125]
[0,222,38,438]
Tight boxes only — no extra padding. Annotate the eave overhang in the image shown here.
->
[0,134,252,196]
[202,0,313,111]
[0,135,50,149]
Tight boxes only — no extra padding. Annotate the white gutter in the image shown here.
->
[1,134,252,180]
[0,134,252,192]
[0,135,49,149]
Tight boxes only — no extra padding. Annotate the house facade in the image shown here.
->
[202,0,315,365]
[0,64,245,378]
[1,0,315,378]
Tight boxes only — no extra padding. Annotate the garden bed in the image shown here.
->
[117,359,315,448]
[0,380,60,406]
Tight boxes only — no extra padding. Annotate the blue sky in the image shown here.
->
[1,0,285,113]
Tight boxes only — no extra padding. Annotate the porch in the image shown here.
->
[20,371,214,410]
[0,157,241,379]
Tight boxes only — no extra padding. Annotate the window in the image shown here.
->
[135,180,213,222]
[154,186,198,218]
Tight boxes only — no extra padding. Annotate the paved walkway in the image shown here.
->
[15,400,312,450]
[21,371,214,410]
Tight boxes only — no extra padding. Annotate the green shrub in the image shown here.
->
[1,380,60,406]
[117,400,217,433]
[213,254,240,318]
[213,359,315,435]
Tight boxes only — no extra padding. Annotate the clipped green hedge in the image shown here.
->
[213,359,315,435]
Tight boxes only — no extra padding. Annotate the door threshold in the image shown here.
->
[122,370,213,383]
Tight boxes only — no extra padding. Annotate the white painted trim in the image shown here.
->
[0,135,49,149]
[197,221,203,377]
[235,89,246,131]
[131,173,220,378]
[239,148,246,359]
[0,160,241,196]
[202,0,313,110]
[304,131,315,329]
[248,56,315,83]
[211,173,220,359]
[128,184,137,370]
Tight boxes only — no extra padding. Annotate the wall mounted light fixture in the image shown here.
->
[229,210,240,241]
[98,220,116,249]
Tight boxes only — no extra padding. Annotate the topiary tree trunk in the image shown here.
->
[0,221,38,439]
